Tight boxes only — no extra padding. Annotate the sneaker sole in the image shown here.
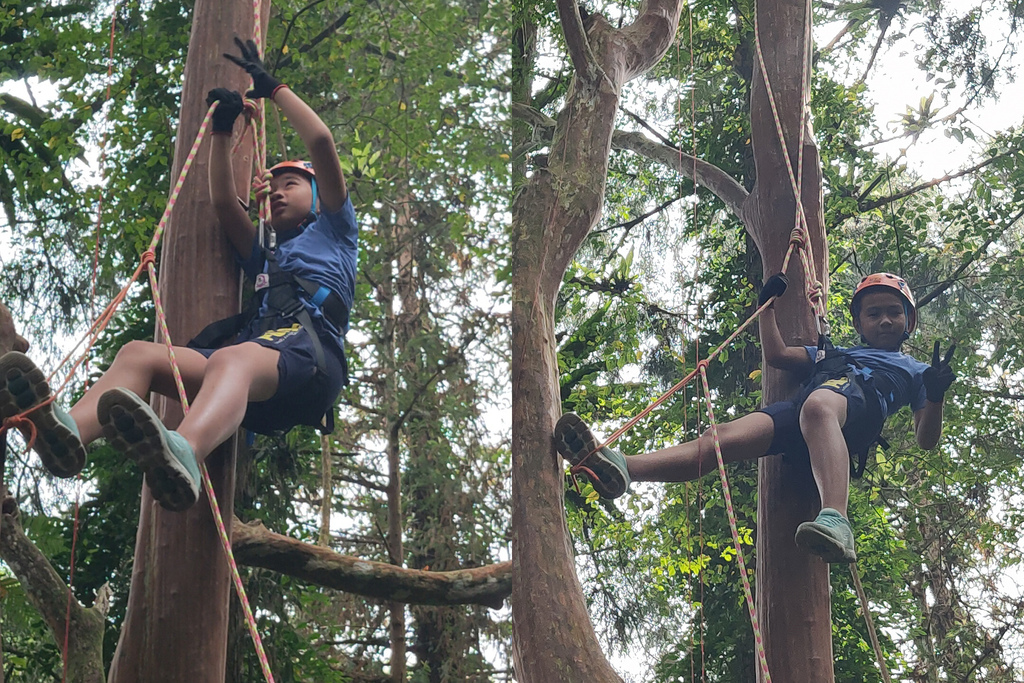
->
[0,353,85,478]
[97,389,199,512]
[553,413,627,499]
[794,522,857,564]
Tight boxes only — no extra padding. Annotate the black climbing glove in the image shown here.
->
[206,88,244,133]
[923,341,956,403]
[758,273,789,308]
[224,37,283,100]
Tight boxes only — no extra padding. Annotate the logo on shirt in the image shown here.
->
[255,273,270,291]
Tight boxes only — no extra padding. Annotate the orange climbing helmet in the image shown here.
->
[269,160,315,179]
[850,272,917,334]
[269,160,317,214]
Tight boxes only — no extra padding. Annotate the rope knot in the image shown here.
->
[789,226,807,247]
[808,280,824,304]
[243,99,258,118]
[139,250,157,268]
[1,415,37,450]
[696,359,711,372]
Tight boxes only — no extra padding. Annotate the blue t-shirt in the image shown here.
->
[804,345,930,418]
[238,197,359,351]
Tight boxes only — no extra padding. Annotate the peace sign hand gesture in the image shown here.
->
[923,341,956,403]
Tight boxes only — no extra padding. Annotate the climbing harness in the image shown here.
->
[188,244,349,433]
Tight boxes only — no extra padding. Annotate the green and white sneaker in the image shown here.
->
[795,508,857,563]
[0,352,86,477]
[553,412,630,499]
[97,388,201,512]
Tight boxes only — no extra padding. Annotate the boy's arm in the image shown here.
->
[756,275,813,373]
[760,306,814,372]
[207,88,256,255]
[225,38,348,213]
[913,401,944,450]
[914,341,956,450]
[272,87,348,212]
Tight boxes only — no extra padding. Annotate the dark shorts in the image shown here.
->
[758,375,884,461]
[194,323,347,434]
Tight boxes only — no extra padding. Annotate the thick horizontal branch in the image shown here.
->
[509,103,747,218]
[858,154,1006,213]
[231,519,511,609]
[612,131,748,217]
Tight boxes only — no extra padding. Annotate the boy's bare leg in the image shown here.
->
[175,341,280,461]
[69,341,209,444]
[628,412,775,482]
[798,388,849,516]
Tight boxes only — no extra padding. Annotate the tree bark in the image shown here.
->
[743,0,833,678]
[509,2,682,680]
[0,506,111,683]
[107,1,266,680]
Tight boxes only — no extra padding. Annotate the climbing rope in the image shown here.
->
[698,362,772,682]
[851,563,893,682]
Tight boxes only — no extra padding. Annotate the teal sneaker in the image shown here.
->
[97,388,201,511]
[553,412,630,499]
[0,352,86,477]
[795,508,857,563]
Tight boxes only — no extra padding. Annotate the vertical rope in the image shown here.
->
[698,363,772,683]
[851,564,893,683]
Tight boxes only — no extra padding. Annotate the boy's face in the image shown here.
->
[854,289,907,350]
[269,171,314,232]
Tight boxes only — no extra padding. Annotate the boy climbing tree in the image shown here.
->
[0,38,355,512]
[556,273,956,562]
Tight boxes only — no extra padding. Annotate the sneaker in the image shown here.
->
[0,352,86,477]
[553,412,630,499]
[97,388,201,512]
[795,508,857,563]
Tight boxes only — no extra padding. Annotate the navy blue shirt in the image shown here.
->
[238,197,359,351]
[804,345,930,418]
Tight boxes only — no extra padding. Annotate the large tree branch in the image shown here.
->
[555,0,602,81]
[0,507,109,683]
[619,0,685,81]
[231,519,511,609]
[510,102,747,217]
[613,131,748,217]
[857,154,1007,213]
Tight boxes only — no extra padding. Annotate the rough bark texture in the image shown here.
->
[743,0,833,678]
[508,103,749,218]
[107,2,265,680]
[509,2,682,680]
[232,519,510,608]
[0,304,109,683]
[0,508,111,683]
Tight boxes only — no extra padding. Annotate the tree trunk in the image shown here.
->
[107,1,266,680]
[509,3,682,680]
[744,0,832,678]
